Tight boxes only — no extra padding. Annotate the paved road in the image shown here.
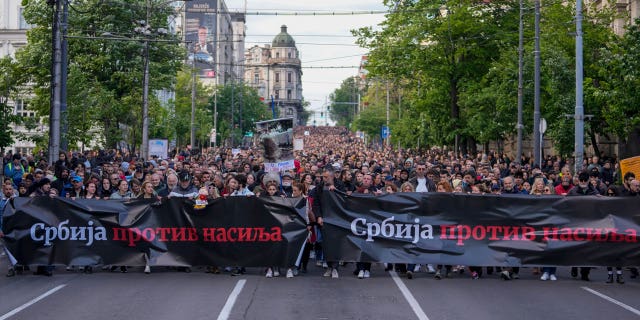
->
[2,250,640,320]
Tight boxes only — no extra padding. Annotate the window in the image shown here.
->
[15,100,34,118]
[286,108,293,116]
[19,8,33,30]
[287,72,292,83]
[288,52,292,58]
[276,52,280,58]
[275,90,280,100]
[287,90,292,100]
[275,72,280,83]
[254,73,259,84]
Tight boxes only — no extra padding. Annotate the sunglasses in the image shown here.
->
[544,188,550,192]
[607,192,615,196]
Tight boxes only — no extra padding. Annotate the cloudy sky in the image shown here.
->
[224,0,388,125]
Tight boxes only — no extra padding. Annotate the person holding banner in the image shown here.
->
[1,182,16,277]
[311,166,345,278]
[568,171,600,281]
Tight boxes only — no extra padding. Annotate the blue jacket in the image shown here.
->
[0,197,9,231]
[4,162,25,187]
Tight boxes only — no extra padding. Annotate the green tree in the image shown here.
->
[354,0,520,153]
[210,82,271,146]
[329,77,361,128]
[17,0,184,151]
[594,18,640,157]
[172,69,214,149]
[0,57,23,154]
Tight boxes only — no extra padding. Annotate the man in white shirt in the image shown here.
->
[409,162,436,193]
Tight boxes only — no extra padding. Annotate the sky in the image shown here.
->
[223,0,388,125]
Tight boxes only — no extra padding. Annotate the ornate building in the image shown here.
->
[244,25,304,125]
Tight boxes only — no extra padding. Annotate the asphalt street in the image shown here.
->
[2,250,640,320]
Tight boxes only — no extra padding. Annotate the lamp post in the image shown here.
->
[134,14,168,160]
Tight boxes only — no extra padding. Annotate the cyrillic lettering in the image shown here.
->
[559,228,573,241]
[440,225,456,239]
[238,228,256,241]
[521,227,536,241]
[503,226,520,240]
[227,228,237,242]
[171,227,187,241]
[625,229,637,243]
[157,228,171,241]
[141,228,156,242]
[30,223,45,242]
[381,217,395,237]
[128,228,142,247]
[351,218,366,236]
[419,224,434,242]
[202,228,216,242]
[270,227,282,241]
[366,222,381,242]
[216,229,228,242]
[471,225,486,240]
[485,226,502,240]
[188,228,198,241]
[113,227,127,241]
[456,225,471,246]
[257,228,270,241]
[57,220,70,240]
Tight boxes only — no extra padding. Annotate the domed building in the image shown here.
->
[244,25,304,125]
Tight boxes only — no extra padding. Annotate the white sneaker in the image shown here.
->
[273,269,280,277]
[331,268,339,278]
[322,261,328,268]
[144,265,151,274]
[414,264,421,273]
[427,264,436,273]
[540,272,549,281]
[364,270,370,278]
[358,270,365,279]
[550,274,557,281]
[266,268,273,278]
[286,268,294,278]
[323,268,332,277]
[316,260,323,267]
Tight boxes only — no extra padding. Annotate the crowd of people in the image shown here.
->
[1,126,639,281]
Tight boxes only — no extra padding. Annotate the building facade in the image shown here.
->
[244,25,304,125]
[180,0,242,86]
[0,1,39,155]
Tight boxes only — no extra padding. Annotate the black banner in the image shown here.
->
[321,192,640,267]
[2,197,307,267]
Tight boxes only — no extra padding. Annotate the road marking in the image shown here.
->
[0,284,67,320]
[390,271,430,320]
[216,279,247,320]
[582,286,640,317]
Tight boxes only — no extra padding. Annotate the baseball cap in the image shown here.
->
[71,176,83,183]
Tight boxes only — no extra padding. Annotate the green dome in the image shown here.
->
[272,25,296,48]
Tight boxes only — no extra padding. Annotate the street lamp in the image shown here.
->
[134,18,168,161]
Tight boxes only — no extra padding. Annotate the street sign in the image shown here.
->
[540,118,547,134]
[381,126,390,139]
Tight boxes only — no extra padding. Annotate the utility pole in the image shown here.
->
[575,0,584,173]
[60,0,69,152]
[516,0,524,165]
[48,0,62,165]
[190,49,196,150]
[140,0,151,160]
[533,0,541,168]
[386,81,390,147]
[213,89,218,147]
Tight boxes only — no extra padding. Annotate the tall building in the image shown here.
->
[0,2,40,155]
[182,0,241,85]
[244,25,303,125]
